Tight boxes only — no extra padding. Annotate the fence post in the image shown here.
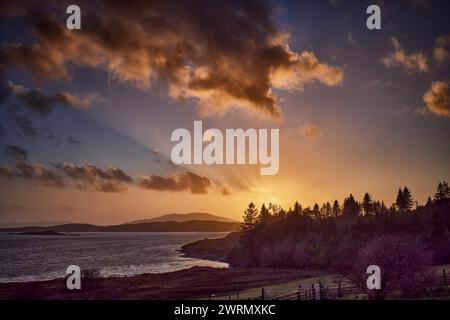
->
[311,283,316,300]
[298,284,303,300]
[338,281,342,298]
[236,288,240,300]
[261,288,265,300]
[444,269,448,285]
[318,282,323,300]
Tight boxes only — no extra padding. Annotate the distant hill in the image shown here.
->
[126,212,237,224]
[0,221,71,228]
[0,220,240,233]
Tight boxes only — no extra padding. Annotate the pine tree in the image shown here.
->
[293,201,302,215]
[332,200,341,217]
[395,188,404,212]
[259,203,271,224]
[403,187,413,212]
[372,201,381,216]
[343,194,361,218]
[381,201,388,214]
[444,182,450,198]
[426,196,433,206]
[389,203,397,213]
[435,181,450,201]
[240,202,259,265]
[325,202,332,218]
[240,202,259,257]
[240,202,258,239]
[362,192,373,216]
[320,203,327,217]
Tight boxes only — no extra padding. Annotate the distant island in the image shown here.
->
[10,230,79,236]
[0,213,240,233]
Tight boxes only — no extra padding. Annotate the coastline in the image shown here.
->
[0,233,323,299]
[0,266,321,300]
[180,232,239,262]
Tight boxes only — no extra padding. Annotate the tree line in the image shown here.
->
[232,181,450,299]
[241,181,450,233]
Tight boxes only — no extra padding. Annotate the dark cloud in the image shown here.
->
[1,161,133,192]
[65,136,81,145]
[99,181,129,193]
[0,0,343,119]
[2,161,66,187]
[2,81,103,116]
[13,114,40,138]
[53,162,133,192]
[0,81,101,141]
[1,158,222,195]
[4,145,27,161]
[139,171,212,194]
[151,149,164,163]
[221,184,232,196]
[31,164,66,188]
[0,165,13,178]
[15,160,35,178]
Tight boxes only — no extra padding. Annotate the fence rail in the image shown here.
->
[205,268,449,301]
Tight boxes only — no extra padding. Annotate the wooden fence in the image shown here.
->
[206,268,449,300]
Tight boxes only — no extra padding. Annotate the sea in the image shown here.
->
[0,232,229,283]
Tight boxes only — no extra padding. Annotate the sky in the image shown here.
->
[0,0,449,225]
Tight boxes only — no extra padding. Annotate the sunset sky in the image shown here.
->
[0,0,449,225]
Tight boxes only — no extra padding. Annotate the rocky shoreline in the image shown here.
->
[180,232,239,262]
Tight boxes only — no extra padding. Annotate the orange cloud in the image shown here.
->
[300,123,322,141]
[423,81,450,118]
[434,35,450,64]
[0,1,343,119]
[381,37,429,73]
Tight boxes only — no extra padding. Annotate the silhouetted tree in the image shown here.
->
[332,200,341,217]
[403,187,413,212]
[302,206,312,218]
[259,203,271,225]
[362,193,373,216]
[435,181,450,202]
[240,202,258,240]
[396,188,404,212]
[320,203,327,217]
[325,202,332,218]
[396,187,413,212]
[343,194,361,218]
[335,235,433,299]
[312,203,320,219]
[426,196,433,207]
[380,201,388,215]
[293,201,302,216]
[389,203,397,213]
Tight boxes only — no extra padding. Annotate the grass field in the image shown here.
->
[204,264,450,300]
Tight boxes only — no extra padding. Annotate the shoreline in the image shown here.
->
[0,231,233,285]
[0,266,323,300]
